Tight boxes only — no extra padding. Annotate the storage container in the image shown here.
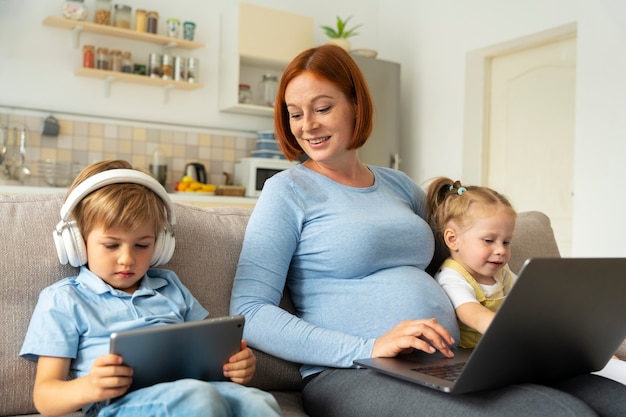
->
[146,11,159,34]
[258,73,278,107]
[94,0,111,25]
[134,9,146,32]
[148,52,162,78]
[187,58,199,83]
[166,18,180,38]
[62,0,88,21]
[173,56,186,81]
[162,54,173,80]
[121,52,133,73]
[110,50,122,72]
[95,47,110,70]
[238,84,253,104]
[113,5,132,29]
[82,44,95,68]
[183,21,196,41]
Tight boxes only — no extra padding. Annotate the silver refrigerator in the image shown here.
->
[352,55,401,171]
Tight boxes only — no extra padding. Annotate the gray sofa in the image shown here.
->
[1,193,625,417]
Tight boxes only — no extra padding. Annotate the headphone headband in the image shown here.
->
[60,169,175,225]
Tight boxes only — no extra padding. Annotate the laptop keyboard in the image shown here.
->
[411,362,466,382]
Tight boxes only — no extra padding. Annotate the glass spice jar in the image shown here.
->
[238,84,253,104]
[173,56,186,81]
[161,54,173,80]
[82,44,95,68]
[94,0,111,25]
[95,47,111,70]
[258,73,278,107]
[110,50,122,72]
[166,18,180,38]
[148,52,162,78]
[135,9,146,32]
[183,21,196,41]
[146,11,159,34]
[121,52,133,73]
[62,0,88,21]
[186,58,199,83]
[113,4,131,29]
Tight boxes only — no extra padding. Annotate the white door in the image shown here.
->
[485,36,576,256]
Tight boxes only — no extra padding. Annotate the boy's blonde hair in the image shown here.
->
[67,160,168,240]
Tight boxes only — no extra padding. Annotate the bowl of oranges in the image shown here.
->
[173,175,216,194]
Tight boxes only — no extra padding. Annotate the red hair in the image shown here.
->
[274,44,374,161]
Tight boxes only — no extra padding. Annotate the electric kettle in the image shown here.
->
[184,162,207,183]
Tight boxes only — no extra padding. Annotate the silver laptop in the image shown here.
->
[110,315,244,394]
[354,258,626,394]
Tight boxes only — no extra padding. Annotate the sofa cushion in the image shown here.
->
[509,211,561,273]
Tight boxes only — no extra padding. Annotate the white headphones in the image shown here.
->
[53,169,176,267]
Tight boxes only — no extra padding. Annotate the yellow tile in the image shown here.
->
[89,123,104,137]
[89,137,104,152]
[57,150,72,161]
[117,140,132,153]
[223,148,235,162]
[40,148,57,160]
[133,127,146,141]
[224,136,235,148]
[198,133,212,147]
[172,145,185,158]
[58,119,73,135]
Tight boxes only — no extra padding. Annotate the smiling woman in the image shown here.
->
[230,43,626,417]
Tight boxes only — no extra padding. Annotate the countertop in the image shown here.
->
[0,182,257,208]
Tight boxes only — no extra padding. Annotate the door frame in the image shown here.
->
[462,22,577,185]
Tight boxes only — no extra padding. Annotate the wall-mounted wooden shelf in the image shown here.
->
[76,68,203,102]
[43,16,205,49]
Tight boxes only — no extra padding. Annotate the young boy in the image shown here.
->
[20,160,281,417]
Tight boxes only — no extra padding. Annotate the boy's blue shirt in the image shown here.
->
[20,266,208,379]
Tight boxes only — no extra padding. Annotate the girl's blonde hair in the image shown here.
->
[425,176,516,274]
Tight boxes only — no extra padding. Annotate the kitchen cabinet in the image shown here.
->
[218,3,313,117]
[42,16,204,101]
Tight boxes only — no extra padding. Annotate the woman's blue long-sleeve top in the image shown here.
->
[230,164,459,378]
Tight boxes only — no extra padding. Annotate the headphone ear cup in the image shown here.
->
[61,221,87,267]
[151,229,175,266]
[53,225,69,265]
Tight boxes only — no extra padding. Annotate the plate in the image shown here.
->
[351,49,378,59]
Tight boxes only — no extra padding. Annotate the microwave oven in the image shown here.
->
[234,157,298,197]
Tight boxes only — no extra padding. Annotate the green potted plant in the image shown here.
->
[320,15,362,52]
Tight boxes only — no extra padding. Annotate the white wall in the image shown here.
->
[2,0,625,256]
[376,0,626,257]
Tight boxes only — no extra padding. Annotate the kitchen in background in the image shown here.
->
[0,110,256,191]
[0,2,400,197]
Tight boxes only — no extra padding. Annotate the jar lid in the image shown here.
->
[239,84,250,88]
[114,4,131,11]
[183,21,196,27]
[166,18,180,23]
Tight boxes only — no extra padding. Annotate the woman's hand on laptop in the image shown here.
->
[223,340,256,384]
[372,318,455,359]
